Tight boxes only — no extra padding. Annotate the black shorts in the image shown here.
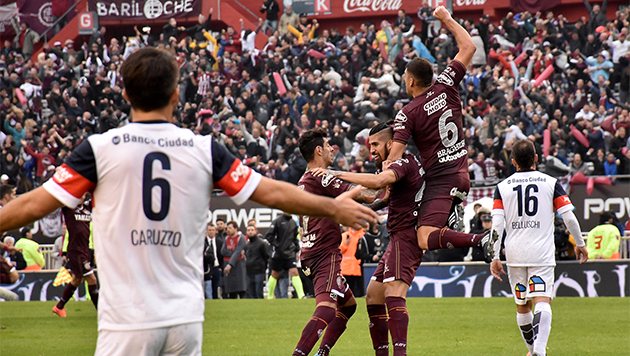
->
[270,257,297,272]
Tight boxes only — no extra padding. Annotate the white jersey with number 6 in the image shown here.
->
[492,170,573,267]
[43,122,262,331]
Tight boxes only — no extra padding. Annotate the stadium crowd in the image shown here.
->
[1,1,629,273]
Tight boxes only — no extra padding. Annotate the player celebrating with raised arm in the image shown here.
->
[53,193,99,317]
[0,48,378,356]
[313,122,425,356]
[294,128,385,356]
[490,139,588,356]
[387,6,496,262]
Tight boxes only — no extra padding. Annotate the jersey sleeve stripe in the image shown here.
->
[493,199,504,210]
[554,195,573,213]
[44,164,96,208]
[230,171,262,206]
[43,179,83,209]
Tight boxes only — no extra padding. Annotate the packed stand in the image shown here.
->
[0,2,629,270]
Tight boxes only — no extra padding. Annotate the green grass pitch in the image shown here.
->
[1,297,629,355]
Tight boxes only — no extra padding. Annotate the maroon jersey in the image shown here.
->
[298,171,351,261]
[386,153,425,233]
[62,198,92,253]
[393,60,468,179]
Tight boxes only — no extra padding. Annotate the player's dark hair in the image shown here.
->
[512,139,536,171]
[0,184,14,200]
[599,212,615,225]
[369,122,393,139]
[216,218,225,223]
[299,128,328,163]
[406,58,434,88]
[207,222,215,227]
[227,221,238,229]
[20,226,30,238]
[121,48,179,112]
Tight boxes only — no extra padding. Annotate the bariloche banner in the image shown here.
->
[3,261,627,301]
[88,0,201,21]
[363,260,629,298]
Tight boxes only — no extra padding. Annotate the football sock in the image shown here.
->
[426,227,481,250]
[291,275,305,299]
[267,276,277,299]
[317,303,357,355]
[57,283,78,309]
[532,302,552,356]
[293,305,336,356]
[517,311,535,355]
[88,284,99,310]
[386,297,408,356]
[367,304,389,356]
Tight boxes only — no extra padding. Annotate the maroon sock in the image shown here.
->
[293,305,337,356]
[56,283,78,309]
[426,227,481,250]
[318,304,357,355]
[88,284,99,310]
[367,304,389,356]
[386,297,409,356]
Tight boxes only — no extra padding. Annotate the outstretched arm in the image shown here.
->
[336,170,397,190]
[249,177,378,230]
[433,6,475,68]
[0,187,64,232]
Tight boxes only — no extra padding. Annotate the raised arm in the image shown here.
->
[336,170,397,189]
[433,6,475,68]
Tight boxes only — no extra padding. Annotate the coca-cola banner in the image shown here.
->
[569,182,630,232]
[364,260,630,298]
[88,0,201,20]
[310,0,502,18]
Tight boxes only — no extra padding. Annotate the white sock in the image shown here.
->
[532,302,552,356]
[517,311,535,355]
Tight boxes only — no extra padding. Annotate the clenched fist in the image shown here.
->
[433,6,451,22]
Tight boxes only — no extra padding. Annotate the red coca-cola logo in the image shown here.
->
[343,0,403,13]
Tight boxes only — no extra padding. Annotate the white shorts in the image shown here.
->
[95,322,202,356]
[507,266,555,305]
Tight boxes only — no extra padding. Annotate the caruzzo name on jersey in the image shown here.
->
[116,134,195,148]
[436,139,467,163]
[512,220,541,229]
[131,229,182,247]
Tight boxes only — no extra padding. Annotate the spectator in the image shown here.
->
[11,14,39,60]
[278,5,299,35]
[244,225,270,299]
[603,152,620,177]
[203,223,223,300]
[583,0,609,33]
[260,0,280,34]
[394,9,415,33]
[221,221,247,299]
[587,212,621,259]
[2,236,26,270]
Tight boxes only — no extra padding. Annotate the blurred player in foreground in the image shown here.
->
[53,193,99,317]
[295,128,385,356]
[0,48,377,356]
[490,139,588,356]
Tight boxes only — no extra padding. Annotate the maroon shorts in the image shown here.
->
[301,250,350,304]
[68,249,93,277]
[372,229,423,286]
[0,258,14,284]
[418,171,470,228]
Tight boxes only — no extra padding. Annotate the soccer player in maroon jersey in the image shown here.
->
[53,193,99,317]
[312,122,425,356]
[294,128,385,356]
[388,6,496,261]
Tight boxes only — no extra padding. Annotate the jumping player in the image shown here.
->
[0,48,377,355]
[313,122,425,356]
[294,128,385,356]
[53,193,99,317]
[387,6,496,261]
[490,139,588,356]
